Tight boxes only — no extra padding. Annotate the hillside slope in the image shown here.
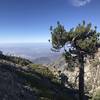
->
[49,48,100,98]
[0,54,78,100]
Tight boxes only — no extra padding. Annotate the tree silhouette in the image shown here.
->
[50,21,100,100]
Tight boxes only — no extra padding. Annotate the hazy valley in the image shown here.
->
[0,43,61,64]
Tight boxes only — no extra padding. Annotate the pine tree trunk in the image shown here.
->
[79,55,84,100]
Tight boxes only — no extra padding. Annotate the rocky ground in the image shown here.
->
[49,48,100,99]
[0,55,78,100]
[0,62,37,100]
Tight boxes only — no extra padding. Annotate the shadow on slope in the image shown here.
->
[0,62,78,100]
[0,54,90,100]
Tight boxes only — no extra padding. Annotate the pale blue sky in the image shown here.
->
[0,0,100,43]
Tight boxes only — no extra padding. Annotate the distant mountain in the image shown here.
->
[32,57,51,64]
[32,55,61,65]
[49,55,67,71]
[0,43,61,64]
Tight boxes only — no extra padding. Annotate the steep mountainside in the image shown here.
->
[0,54,78,100]
[0,63,37,100]
[49,48,100,98]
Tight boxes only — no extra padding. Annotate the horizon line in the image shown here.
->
[0,42,49,44]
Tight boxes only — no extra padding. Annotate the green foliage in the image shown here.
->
[50,20,100,67]
[31,64,53,77]
[50,21,67,49]
[50,21,100,56]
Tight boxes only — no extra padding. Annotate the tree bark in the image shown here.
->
[79,55,84,100]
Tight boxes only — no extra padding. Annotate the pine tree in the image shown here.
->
[50,21,100,100]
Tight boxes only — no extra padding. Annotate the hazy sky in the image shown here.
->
[0,0,100,43]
